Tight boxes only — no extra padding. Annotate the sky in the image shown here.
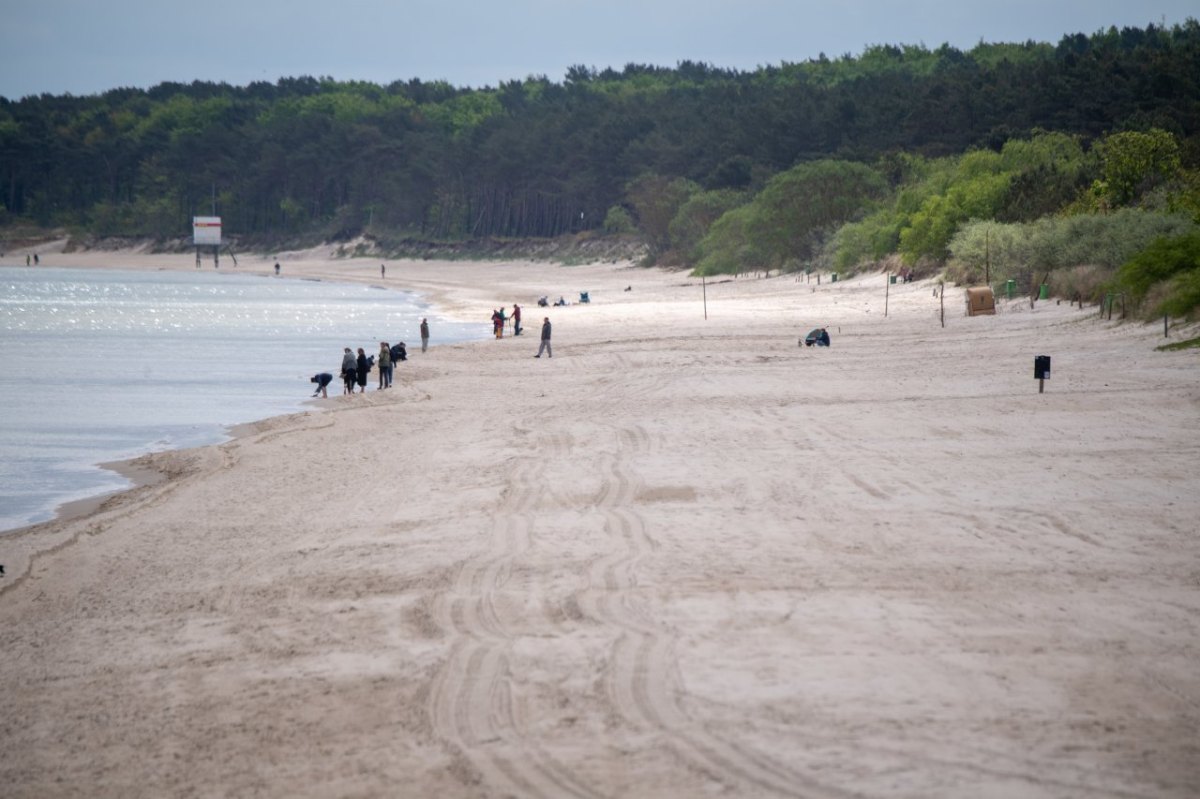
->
[0,0,1196,100]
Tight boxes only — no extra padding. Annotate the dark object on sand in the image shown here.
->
[803,328,831,347]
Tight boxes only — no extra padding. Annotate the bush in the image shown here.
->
[948,211,1199,293]
[1112,231,1200,317]
[603,205,635,234]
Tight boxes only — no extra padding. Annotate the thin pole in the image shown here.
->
[939,281,945,328]
[885,273,890,317]
[702,275,707,320]
[1165,315,1169,337]
[985,229,990,286]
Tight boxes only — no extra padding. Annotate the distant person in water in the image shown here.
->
[420,318,429,352]
[310,372,332,398]
[356,348,369,393]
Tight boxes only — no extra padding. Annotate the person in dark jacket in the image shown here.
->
[355,348,369,393]
[535,317,552,358]
[420,318,429,352]
[310,372,332,398]
[341,347,357,394]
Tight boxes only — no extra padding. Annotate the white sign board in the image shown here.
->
[192,216,222,246]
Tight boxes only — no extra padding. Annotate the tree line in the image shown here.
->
[1,21,1197,250]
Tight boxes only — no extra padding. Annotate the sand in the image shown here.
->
[2,248,1199,798]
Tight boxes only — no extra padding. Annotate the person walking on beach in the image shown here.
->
[378,342,392,389]
[420,318,429,352]
[535,317,552,358]
[512,303,522,336]
[310,372,332,398]
[341,347,357,394]
[355,348,369,393]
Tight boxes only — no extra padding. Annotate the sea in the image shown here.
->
[0,265,485,533]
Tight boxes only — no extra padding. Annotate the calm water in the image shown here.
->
[0,266,484,532]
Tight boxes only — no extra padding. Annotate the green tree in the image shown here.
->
[748,159,887,267]
[1092,129,1182,207]
[625,174,699,256]
[668,189,746,265]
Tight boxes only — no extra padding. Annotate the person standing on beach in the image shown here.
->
[492,309,503,339]
[274,262,280,276]
[356,348,369,393]
[535,317,552,358]
[341,347,357,395]
[420,318,430,352]
[381,263,386,279]
[512,303,522,336]
[378,342,392,389]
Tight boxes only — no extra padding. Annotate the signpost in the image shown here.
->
[193,216,222,268]
[1034,355,1051,394]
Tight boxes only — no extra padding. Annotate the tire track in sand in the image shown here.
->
[425,432,605,799]
[580,423,847,798]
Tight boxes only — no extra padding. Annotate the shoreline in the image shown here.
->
[0,253,491,538]
[3,249,1199,796]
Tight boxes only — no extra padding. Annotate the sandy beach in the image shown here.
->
[2,247,1198,797]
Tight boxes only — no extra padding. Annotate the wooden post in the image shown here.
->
[1164,315,1169,337]
[939,281,945,328]
[702,275,707,320]
[985,228,990,286]
[1039,378,1044,394]
[885,273,890,317]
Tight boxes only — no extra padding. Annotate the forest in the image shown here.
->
[2,20,1200,316]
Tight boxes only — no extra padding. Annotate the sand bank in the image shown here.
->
[2,249,1199,797]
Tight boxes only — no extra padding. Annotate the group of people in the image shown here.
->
[310,311,553,398]
[492,304,553,357]
[491,304,522,338]
[309,318,431,398]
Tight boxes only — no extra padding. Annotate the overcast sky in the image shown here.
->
[1,1,1195,100]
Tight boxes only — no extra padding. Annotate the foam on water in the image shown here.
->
[0,266,485,532]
